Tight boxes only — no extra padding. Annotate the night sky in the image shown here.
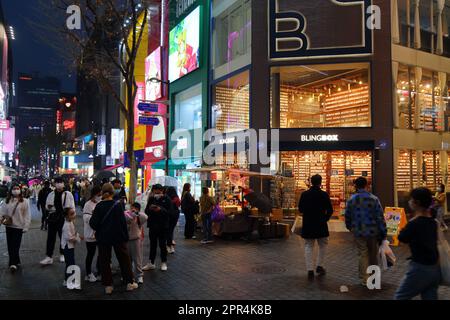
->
[2,0,76,92]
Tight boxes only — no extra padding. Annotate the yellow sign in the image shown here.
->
[134,125,147,151]
[384,207,408,246]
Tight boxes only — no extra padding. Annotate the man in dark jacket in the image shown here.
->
[143,184,172,272]
[37,180,52,230]
[298,174,333,280]
[89,183,137,294]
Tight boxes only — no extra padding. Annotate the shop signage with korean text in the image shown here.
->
[139,116,160,126]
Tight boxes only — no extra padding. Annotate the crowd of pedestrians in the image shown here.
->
[0,173,449,299]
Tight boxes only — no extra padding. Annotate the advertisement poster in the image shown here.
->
[134,82,147,151]
[145,47,162,101]
[384,207,407,246]
[169,6,200,82]
[2,127,14,153]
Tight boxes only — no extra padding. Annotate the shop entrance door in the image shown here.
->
[280,151,373,218]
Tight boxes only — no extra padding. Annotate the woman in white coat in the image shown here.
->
[1,184,31,272]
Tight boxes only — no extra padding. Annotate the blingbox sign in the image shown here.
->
[269,0,373,60]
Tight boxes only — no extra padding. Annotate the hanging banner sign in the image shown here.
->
[97,135,106,156]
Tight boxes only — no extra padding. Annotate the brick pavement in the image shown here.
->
[0,203,449,300]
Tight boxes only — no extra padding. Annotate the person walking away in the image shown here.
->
[83,185,102,283]
[112,179,127,203]
[0,185,31,272]
[166,186,181,253]
[125,202,148,284]
[89,183,138,295]
[434,184,448,231]
[199,187,215,244]
[37,180,52,230]
[395,188,441,300]
[80,179,92,209]
[61,208,83,290]
[143,184,172,272]
[298,174,334,280]
[345,177,387,287]
[40,177,75,265]
[0,181,8,203]
[181,183,198,239]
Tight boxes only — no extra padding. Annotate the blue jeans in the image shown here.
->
[202,213,212,241]
[395,261,441,300]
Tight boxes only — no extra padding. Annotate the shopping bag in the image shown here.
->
[291,215,302,235]
[436,220,450,286]
[211,205,225,222]
[379,240,396,270]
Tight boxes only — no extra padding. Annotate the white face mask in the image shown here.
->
[55,183,65,190]
[12,190,21,196]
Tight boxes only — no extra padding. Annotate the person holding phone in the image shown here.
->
[143,184,172,272]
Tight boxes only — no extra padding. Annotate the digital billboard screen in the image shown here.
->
[169,6,200,82]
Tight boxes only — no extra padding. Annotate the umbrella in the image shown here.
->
[244,191,272,214]
[149,176,180,189]
[94,171,116,182]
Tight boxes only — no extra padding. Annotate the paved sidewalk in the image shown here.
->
[0,203,449,300]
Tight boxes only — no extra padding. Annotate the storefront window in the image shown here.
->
[398,0,413,47]
[270,63,371,128]
[212,70,250,133]
[174,84,202,130]
[423,150,442,190]
[276,151,372,216]
[212,0,251,79]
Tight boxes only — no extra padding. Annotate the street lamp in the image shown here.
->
[144,77,170,175]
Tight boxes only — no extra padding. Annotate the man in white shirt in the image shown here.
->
[40,177,75,265]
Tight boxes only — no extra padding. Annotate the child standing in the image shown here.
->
[125,203,148,284]
[62,208,83,290]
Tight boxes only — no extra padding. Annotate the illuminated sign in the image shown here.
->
[111,129,121,160]
[269,0,372,60]
[301,135,339,142]
[219,137,236,145]
[177,138,188,150]
[145,48,162,101]
[63,120,75,130]
[0,120,10,130]
[176,0,197,18]
[97,135,106,156]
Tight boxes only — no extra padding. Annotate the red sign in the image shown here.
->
[0,120,10,130]
[63,120,75,130]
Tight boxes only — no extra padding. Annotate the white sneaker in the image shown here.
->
[160,263,168,271]
[126,282,139,291]
[40,257,53,265]
[59,255,65,263]
[142,262,156,271]
[9,265,17,272]
[137,277,144,284]
[105,286,113,295]
[85,274,97,283]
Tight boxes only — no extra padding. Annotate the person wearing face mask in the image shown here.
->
[112,179,127,203]
[40,177,75,266]
[0,184,31,272]
[395,188,441,300]
[434,184,448,231]
[143,184,172,272]
[83,185,102,283]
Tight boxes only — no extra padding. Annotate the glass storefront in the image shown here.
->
[395,63,450,131]
[270,63,371,128]
[211,0,251,79]
[212,70,250,133]
[274,151,373,217]
[174,84,202,131]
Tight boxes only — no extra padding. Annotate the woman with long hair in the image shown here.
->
[181,183,198,239]
[83,185,102,282]
[165,186,181,253]
[0,184,31,272]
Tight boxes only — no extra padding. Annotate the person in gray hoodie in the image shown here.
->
[125,202,148,285]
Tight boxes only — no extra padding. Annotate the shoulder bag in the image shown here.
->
[1,201,20,226]
[46,192,67,224]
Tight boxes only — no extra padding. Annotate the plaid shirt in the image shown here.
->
[345,189,387,239]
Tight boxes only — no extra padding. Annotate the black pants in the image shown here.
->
[184,212,196,239]
[63,245,75,280]
[46,219,64,257]
[167,213,180,246]
[98,242,134,287]
[6,227,23,266]
[40,205,48,226]
[149,228,167,263]
[85,242,100,275]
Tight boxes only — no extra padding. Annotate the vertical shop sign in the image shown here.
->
[97,135,106,156]
[111,129,121,159]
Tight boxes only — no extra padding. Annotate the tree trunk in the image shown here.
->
[126,82,137,204]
